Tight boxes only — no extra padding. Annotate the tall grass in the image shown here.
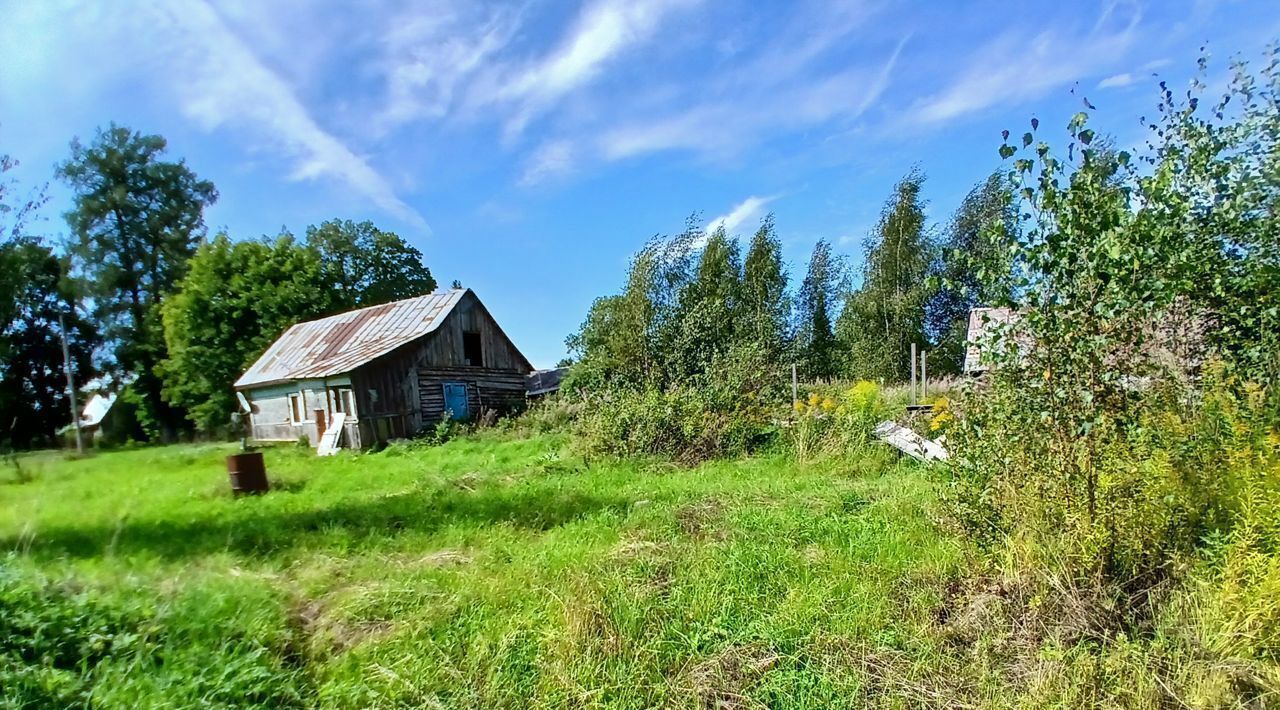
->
[1,434,971,707]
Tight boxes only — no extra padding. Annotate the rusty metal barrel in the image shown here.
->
[226,452,268,495]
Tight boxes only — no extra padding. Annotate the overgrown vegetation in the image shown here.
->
[940,50,1280,704]
[555,48,1280,705]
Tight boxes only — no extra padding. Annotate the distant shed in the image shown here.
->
[963,307,1020,374]
[235,289,534,450]
[525,367,569,397]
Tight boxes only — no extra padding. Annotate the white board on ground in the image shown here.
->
[873,420,948,462]
[317,412,346,456]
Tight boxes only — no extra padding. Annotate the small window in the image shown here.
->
[288,393,304,424]
[329,387,357,418]
[463,331,483,367]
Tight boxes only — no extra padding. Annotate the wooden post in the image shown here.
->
[921,350,928,402]
[791,364,798,406]
[59,313,83,455]
[910,343,917,405]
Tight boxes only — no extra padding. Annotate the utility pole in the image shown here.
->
[59,312,83,455]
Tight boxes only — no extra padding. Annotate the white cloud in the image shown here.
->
[705,195,778,235]
[912,10,1140,124]
[1098,72,1135,89]
[599,38,906,162]
[376,3,522,131]
[1098,57,1172,90]
[519,140,577,186]
[153,0,427,229]
[494,0,702,136]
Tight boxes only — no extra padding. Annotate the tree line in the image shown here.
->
[1,124,437,449]
[567,168,1016,393]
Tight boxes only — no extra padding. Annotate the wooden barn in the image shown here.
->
[234,289,534,450]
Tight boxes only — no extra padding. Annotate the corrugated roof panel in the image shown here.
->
[235,289,467,388]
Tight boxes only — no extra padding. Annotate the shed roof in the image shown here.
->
[526,367,569,396]
[235,289,468,389]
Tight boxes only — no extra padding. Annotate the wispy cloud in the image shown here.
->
[1098,57,1172,90]
[519,139,577,186]
[492,0,702,137]
[376,3,522,131]
[706,195,779,235]
[600,37,907,162]
[1098,72,1135,89]
[154,1,427,229]
[912,9,1140,124]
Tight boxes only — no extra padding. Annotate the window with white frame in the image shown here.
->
[331,387,356,418]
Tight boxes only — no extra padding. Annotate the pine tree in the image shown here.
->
[795,240,843,380]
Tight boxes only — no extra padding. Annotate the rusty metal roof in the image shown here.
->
[235,289,468,388]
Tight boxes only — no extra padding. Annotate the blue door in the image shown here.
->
[442,382,469,421]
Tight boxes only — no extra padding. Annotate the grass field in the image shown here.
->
[1,434,971,708]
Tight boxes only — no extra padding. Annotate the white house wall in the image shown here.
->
[244,377,354,444]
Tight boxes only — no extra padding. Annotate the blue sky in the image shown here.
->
[3,1,1279,367]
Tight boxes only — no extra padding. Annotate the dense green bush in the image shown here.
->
[576,363,780,463]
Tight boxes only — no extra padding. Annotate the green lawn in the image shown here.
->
[1,435,966,708]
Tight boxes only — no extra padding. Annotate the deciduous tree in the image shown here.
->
[838,170,933,382]
[739,215,790,362]
[160,233,338,434]
[667,226,742,379]
[1,150,98,450]
[926,173,1016,373]
[58,124,217,441]
[305,219,436,307]
[0,238,98,450]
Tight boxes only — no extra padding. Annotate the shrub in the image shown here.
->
[786,381,893,462]
[577,384,776,463]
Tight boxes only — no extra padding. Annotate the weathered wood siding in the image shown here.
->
[412,293,528,370]
[417,368,527,424]
[350,348,419,446]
